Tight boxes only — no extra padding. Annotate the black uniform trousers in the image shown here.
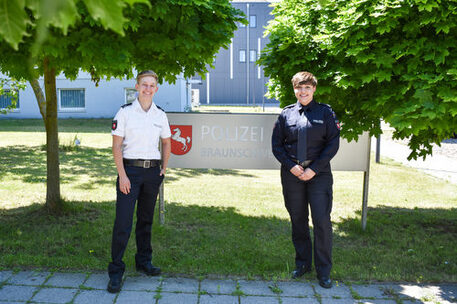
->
[281,166,333,278]
[108,165,164,279]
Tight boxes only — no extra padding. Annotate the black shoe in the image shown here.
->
[292,265,312,279]
[318,277,332,288]
[107,276,122,293]
[136,263,161,276]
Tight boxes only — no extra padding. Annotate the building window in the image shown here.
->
[125,88,137,104]
[59,89,85,111]
[249,15,257,28]
[250,50,257,62]
[239,50,246,63]
[0,90,20,110]
[239,16,256,28]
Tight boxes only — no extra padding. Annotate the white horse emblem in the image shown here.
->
[172,127,191,152]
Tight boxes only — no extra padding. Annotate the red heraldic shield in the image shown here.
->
[170,125,192,155]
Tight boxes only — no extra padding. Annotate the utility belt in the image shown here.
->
[293,159,312,167]
[123,158,160,168]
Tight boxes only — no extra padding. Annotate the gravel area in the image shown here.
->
[381,128,457,160]
[389,138,457,160]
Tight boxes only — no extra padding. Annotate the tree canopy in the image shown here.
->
[259,0,457,159]
[0,0,244,212]
[0,0,243,82]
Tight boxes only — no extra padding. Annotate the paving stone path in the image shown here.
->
[0,271,456,304]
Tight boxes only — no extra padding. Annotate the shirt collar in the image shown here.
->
[133,98,157,114]
[297,99,316,113]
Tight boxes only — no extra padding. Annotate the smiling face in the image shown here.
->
[294,83,316,106]
[135,76,158,103]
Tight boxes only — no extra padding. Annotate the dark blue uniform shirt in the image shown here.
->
[272,100,340,173]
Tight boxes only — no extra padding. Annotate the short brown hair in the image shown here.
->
[291,71,317,87]
[136,70,158,84]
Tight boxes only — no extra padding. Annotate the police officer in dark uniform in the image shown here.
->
[107,70,171,293]
[272,71,340,288]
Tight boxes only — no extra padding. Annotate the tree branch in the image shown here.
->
[29,78,46,119]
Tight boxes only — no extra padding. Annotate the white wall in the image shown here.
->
[0,71,189,119]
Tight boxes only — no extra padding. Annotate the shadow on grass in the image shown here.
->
[0,146,254,185]
[333,205,457,282]
[0,119,112,133]
[0,202,455,282]
[165,168,256,181]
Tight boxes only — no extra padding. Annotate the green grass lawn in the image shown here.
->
[0,119,456,283]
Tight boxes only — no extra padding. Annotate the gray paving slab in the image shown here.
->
[122,275,161,291]
[281,296,319,304]
[0,271,13,283]
[116,290,156,304]
[199,294,239,304]
[45,272,87,288]
[0,285,37,301]
[320,299,356,304]
[160,277,199,293]
[157,292,198,304]
[314,282,352,298]
[351,285,386,299]
[237,280,277,296]
[31,287,78,303]
[276,281,314,297]
[73,290,116,304]
[356,300,397,304]
[239,295,279,303]
[200,279,238,295]
[438,284,457,303]
[382,284,440,302]
[8,271,50,286]
[376,284,415,299]
[83,273,109,290]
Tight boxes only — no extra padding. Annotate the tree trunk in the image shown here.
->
[43,57,61,212]
[30,79,46,118]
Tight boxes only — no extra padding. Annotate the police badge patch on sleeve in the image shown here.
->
[331,111,341,130]
[112,120,117,130]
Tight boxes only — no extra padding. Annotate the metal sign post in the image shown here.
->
[361,137,372,230]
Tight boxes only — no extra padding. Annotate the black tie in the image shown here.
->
[297,110,308,164]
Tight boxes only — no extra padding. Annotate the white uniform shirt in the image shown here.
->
[112,99,171,160]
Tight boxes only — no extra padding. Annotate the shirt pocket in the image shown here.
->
[310,118,326,137]
[285,118,298,141]
[125,119,144,139]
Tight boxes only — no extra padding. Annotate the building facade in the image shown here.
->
[191,0,278,106]
[0,72,191,119]
[0,1,278,118]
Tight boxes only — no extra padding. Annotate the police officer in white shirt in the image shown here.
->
[108,70,171,293]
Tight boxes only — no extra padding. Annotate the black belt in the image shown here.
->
[123,159,160,168]
[293,159,312,167]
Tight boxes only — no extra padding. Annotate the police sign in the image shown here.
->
[167,113,370,172]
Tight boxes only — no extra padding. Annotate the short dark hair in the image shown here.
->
[291,71,317,87]
[136,70,158,84]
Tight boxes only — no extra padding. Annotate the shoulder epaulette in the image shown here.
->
[320,103,333,109]
[121,103,133,108]
[156,105,165,112]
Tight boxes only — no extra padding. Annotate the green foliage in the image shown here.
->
[0,0,244,211]
[260,0,457,159]
[0,78,26,114]
[0,0,244,82]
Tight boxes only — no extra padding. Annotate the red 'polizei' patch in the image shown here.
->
[112,120,117,130]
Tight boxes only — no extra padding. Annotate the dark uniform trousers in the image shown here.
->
[108,165,164,279]
[281,166,333,278]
